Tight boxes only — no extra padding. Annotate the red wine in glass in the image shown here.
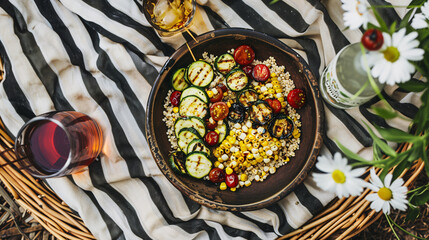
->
[15,111,103,178]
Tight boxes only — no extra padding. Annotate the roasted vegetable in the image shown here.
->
[227,103,246,123]
[249,100,273,125]
[268,114,294,139]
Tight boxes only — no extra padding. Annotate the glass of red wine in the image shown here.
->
[14,111,103,178]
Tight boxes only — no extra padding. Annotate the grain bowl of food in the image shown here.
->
[146,28,324,211]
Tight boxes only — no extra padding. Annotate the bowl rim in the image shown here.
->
[146,28,324,211]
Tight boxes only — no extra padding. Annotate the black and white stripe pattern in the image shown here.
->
[0,0,417,239]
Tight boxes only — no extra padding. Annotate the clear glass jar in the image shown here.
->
[320,43,384,109]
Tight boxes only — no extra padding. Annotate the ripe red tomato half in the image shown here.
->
[252,64,270,82]
[225,173,239,188]
[287,89,306,109]
[234,45,255,66]
[170,91,181,107]
[210,102,229,121]
[210,86,223,103]
[361,29,384,51]
[267,98,282,114]
[205,131,219,146]
[209,168,226,183]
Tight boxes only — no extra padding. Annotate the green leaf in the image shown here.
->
[409,0,427,7]
[371,106,398,119]
[375,126,419,143]
[414,91,429,133]
[372,7,389,32]
[389,21,397,34]
[405,205,420,222]
[365,123,398,157]
[413,188,429,206]
[399,9,414,29]
[398,79,428,92]
[392,156,411,180]
[336,141,368,163]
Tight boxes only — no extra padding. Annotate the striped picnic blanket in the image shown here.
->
[0,0,417,239]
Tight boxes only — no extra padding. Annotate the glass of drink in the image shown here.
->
[14,111,103,178]
[142,0,196,35]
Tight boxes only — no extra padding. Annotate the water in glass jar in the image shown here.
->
[320,43,384,109]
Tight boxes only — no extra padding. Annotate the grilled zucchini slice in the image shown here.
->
[179,96,208,119]
[186,61,214,88]
[215,53,236,75]
[180,86,209,104]
[185,152,212,179]
[226,69,248,92]
[171,68,189,91]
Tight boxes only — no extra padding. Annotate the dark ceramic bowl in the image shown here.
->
[146,28,324,211]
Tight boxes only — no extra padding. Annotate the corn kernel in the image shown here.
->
[234,167,239,172]
[275,142,281,147]
[257,157,263,163]
[231,161,238,168]
[285,157,290,162]
[224,148,230,154]
[274,155,279,161]
[238,157,244,163]
[270,72,277,77]
[224,142,231,148]
[207,90,214,98]
[251,160,257,165]
[268,89,275,94]
[223,92,228,97]
[240,174,248,181]
[214,161,221,167]
[228,136,236,144]
[225,167,233,175]
[255,175,260,181]
[261,86,268,92]
[261,141,269,147]
[172,107,179,113]
[241,145,248,152]
[281,102,287,108]
[227,101,231,108]
[263,158,270,163]
[247,153,254,159]
[269,167,276,174]
[245,180,252,187]
[218,163,224,169]
[220,182,227,190]
[294,133,301,138]
[221,154,229,161]
[271,79,279,85]
[261,171,266,177]
[218,157,223,162]
[275,88,282,93]
[278,97,285,102]
[248,134,255,140]
[230,187,236,192]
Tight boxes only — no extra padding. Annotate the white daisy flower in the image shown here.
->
[367,28,424,85]
[411,1,429,29]
[313,152,366,198]
[366,168,408,215]
[341,0,371,30]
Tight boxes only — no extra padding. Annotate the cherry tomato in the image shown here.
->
[267,99,282,114]
[217,83,228,93]
[210,102,229,121]
[225,173,239,188]
[252,64,270,82]
[242,65,254,78]
[205,119,218,130]
[361,29,384,51]
[205,131,219,146]
[170,91,181,107]
[210,86,223,103]
[209,168,226,183]
[234,45,255,66]
[287,89,306,109]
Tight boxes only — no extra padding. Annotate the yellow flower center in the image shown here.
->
[332,169,346,184]
[383,46,400,62]
[378,187,393,201]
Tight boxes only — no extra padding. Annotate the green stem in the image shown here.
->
[385,214,401,240]
[387,215,428,240]
[360,43,384,101]
[351,80,369,100]
[371,5,421,9]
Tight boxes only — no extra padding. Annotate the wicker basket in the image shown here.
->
[0,56,425,240]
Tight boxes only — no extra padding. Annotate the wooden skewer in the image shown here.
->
[185,28,198,43]
[186,42,196,61]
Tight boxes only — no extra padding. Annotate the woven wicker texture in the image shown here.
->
[0,50,424,240]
